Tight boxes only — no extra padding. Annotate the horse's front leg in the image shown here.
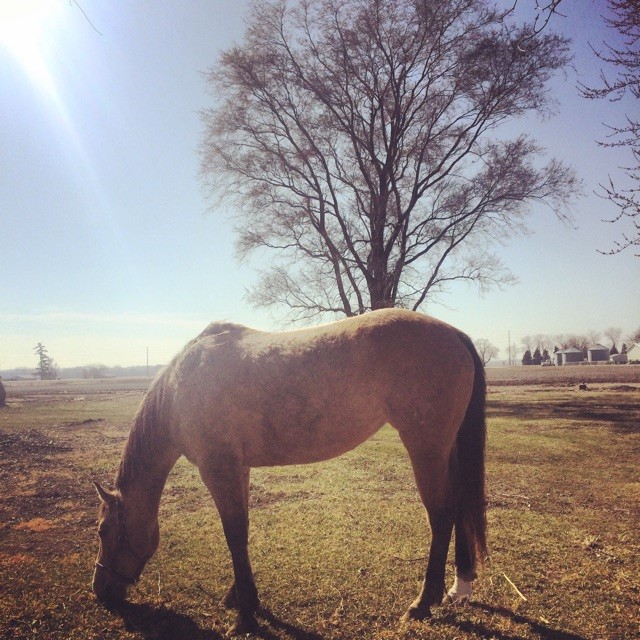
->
[199,463,259,635]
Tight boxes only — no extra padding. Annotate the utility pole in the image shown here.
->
[508,331,511,367]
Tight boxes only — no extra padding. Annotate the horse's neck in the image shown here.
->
[115,398,179,519]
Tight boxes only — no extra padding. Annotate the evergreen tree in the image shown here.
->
[522,349,533,366]
[34,343,57,380]
[532,347,542,365]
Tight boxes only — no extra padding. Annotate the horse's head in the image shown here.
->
[92,482,157,603]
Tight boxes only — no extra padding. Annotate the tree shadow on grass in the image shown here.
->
[437,602,588,640]
[487,397,640,434]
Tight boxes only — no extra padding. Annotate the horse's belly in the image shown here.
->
[243,412,386,467]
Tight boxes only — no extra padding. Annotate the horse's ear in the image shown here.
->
[94,482,117,507]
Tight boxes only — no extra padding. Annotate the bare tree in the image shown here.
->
[533,333,550,351]
[604,326,623,349]
[565,334,588,350]
[474,338,500,366]
[505,1,566,41]
[201,0,579,320]
[520,335,534,352]
[580,0,639,256]
[70,0,103,35]
[586,329,602,347]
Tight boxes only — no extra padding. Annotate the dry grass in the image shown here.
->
[0,369,638,639]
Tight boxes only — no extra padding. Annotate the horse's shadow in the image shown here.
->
[109,600,588,640]
[109,602,326,640]
[438,602,589,640]
[109,601,223,639]
[255,608,326,640]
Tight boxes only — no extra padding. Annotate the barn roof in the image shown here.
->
[588,344,610,352]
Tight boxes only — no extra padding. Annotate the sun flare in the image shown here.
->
[0,0,68,109]
[0,0,60,43]
[0,0,65,73]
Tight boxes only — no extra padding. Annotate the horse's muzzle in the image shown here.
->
[92,566,129,604]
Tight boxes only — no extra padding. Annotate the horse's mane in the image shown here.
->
[114,322,249,491]
[197,321,248,338]
[115,371,172,491]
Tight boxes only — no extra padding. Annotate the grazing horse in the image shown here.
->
[93,309,487,634]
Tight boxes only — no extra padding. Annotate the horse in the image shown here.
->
[92,308,487,634]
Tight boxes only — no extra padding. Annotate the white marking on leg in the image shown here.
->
[443,573,473,605]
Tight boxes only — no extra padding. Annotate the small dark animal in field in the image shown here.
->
[579,383,589,391]
[92,309,487,635]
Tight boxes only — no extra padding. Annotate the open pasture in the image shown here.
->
[1,368,638,639]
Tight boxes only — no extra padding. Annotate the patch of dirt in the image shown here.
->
[15,518,57,532]
[0,552,36,566]
[0,429,72,455]
[249,483,314,509]
[57,418,106,431]
[0,469,98,564]
[487,491,532,510]
[0,427,97,559]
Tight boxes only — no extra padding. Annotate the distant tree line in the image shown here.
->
[1,345,166,381]
[474,325,640,367]
[519,325,640,365]
[0,363,166,382]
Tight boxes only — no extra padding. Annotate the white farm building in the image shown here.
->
[626,343,640,362]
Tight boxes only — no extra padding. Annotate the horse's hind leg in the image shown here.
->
[441,518,475,605]
[199,462,259,634]
[399,438,455,622]
[404,504,454,621]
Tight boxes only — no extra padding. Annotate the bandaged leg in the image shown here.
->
[442,572,473,605]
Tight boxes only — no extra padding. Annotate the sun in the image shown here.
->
[0,0,66,71]
[0,0,67,104]
[0,0,61,43]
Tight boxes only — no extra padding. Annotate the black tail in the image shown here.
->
[454,332,487,568]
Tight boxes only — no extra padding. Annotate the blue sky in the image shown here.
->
[1,0,638,369]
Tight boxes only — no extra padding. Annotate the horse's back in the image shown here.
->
[166,309,476,467]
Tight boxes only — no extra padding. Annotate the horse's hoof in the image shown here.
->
[443,575,473,606]
[401,604,432,623]
[226,613,260,637]
[442,592,470,606]
[221,585,238,609]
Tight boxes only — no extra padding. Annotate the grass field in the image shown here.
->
[1,368,638,639]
